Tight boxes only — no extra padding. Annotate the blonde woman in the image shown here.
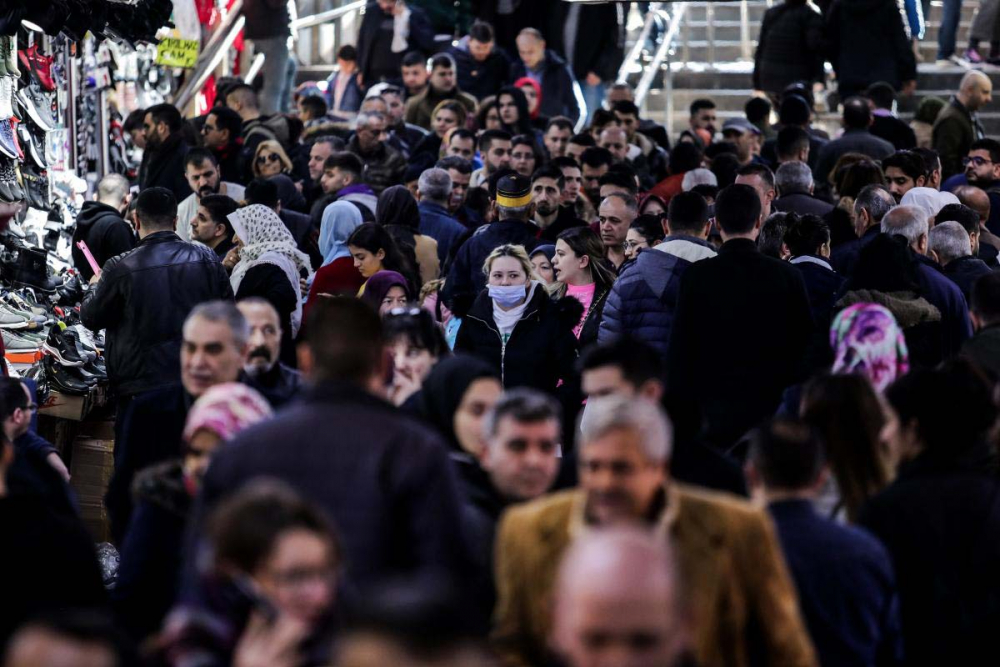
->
[251,140,294,179]
[454,244,579,393]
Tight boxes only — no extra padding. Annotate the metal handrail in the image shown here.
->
[634,3,688,108]
[616,2,663,84]
[290,0,366,31]
[175,15,246,110]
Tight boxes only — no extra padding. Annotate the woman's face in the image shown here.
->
[510,144,536,177]
[256,150,284,178]
[498,94,519,125]
[391,337,437,386]
[452,377,502,455]
[624,229,651,261]
[641,200,665,217]
[531,254,555,284]
[519,85,539,115]
[350,245,385,278]
[183,429,223,486]
[553,239,589,286]
[488,256,530,288]
[433,109,459,138]
[253,528,337,627]
[485,106,502,130]
[379,285,409,315]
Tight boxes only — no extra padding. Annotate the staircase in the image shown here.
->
[631,0,1000,138]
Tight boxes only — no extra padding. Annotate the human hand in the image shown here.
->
[223,247,240,272]
[585,72,602,87]
[390,365,421,406]
[89,273,101,285]
[232,611,307,667]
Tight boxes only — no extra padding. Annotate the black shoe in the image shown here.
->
[43,325,86,366]
[44,356,91,395]
[11,245,57,292]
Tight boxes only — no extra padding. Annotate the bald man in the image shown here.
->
[934,71,992,178]
[551,529,692,667]
[955,184,1000,267]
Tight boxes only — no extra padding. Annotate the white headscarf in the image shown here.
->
[228,205,313,336]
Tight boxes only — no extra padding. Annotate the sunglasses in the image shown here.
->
[256,153,282,165]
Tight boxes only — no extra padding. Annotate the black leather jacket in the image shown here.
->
[80,231,234,397]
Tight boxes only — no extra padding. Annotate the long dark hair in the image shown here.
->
[496,86,535,136]
[551,226,616,298]
[347,222,421,293]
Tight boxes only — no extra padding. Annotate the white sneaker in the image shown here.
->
[0,78,11,120]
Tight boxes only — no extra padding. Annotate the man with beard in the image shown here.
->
[532,166,585,242]
[404,54,478,131]
[72,174,136,281]
[314,152,378,223]
[237,298,302,409]
[199,106,244,184]
[139,104,192,201]
[580,147,614,208]
[189,195,239,259]
[346,112,407,196]
[470,130,512,189]
[304,137,345,209]
[436,156,481,229]
[964,139,1000,235]
[375,84,429,160]
[175,149,245,241]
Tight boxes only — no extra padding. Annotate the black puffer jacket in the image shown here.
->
[71,201,136,281]
[753,1,825,95]
[80,231,234,397]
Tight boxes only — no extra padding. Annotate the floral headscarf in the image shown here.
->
[182,382,273,443]
[830,303,910,392]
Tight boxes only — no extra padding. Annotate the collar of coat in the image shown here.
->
[566,483,682,541]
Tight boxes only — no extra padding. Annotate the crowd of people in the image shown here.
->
[5,1,1000,666]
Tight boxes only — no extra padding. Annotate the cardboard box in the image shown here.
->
[78,501,111,543]
[70,438,114,508]
[40,387,107,421]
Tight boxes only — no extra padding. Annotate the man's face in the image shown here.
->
[582,163,609,203]
[582,366,633,400]
[308,142,334,181]
[381,92,405,125]
[376,0,395,13]
[969,80,994,111]
[599,129,629,163]
[180,317,247,397]
[965,149,1000,185]
[544,125,572,159]
[599,198,633,249]
[321,167,351,194]
[143,113,165,149]
[485,139,512,172]
[447,136,475,161]
[482,416,560,501]
[429,65,456,93]
[734,173,774,219]
[469,38,493,62]
[401,64,429,95]
[356,119,388,154]
[238,301,282,375]
[691,108,717,134]
[567,142,587,164]
[885,166,921,202]
[724,130,755,161]
[201,113,229,149]
[447,168,470,211]
[516,35,545,70]
[190,206,226,244]
[185,160,221,200]
[532,177,562,218]
[6,384,34,439]
[580,427,666,525]
[560,166,583,204]
[615,111,639,141]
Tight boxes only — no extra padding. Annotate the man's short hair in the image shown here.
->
[580,146,614,169]
[736,163,775,191]
[518,27,544,42]
[146,103,183,133]
[569,133,596,148]
[245,179,281,208]
[601,191,638,213]
[449,128,476,145]
[970,138,1000,164]
[479,129,512,153]
[0,376,27,421]
[124,108,146,133]
[185,147,218,170]
[356,111,386,130]
[669,142,703,175]
[483,388,562,441]
[775,161,813,195]
[745,97,771,125]
[747,419,825,490]
[598,170,637,195]
[715,184,762,235]
[312,135,346,152]
[186,300,249,348]
[303,296,385,383]
[97,174,130,204]
[612,100,640,118]
[929,221,972,264]
[911,147,941,178]
[417,168,452,202]
[430,53,457,72]
[972,271,1000,323]
[225,83,259,110]
[936,203,980,236]
[300,95,328,118]
[531,164,566,188]
[882,151,926,181]
[135,187,178,229]
[853,184,893,223]
[401,51,426,68]
[469,20,494,43]
[545,116,575,133]
[579,335,664,388]
[435,156,473,174]
[337,44,357,61]
[843,97,872,130]
[690,98,716,116]
[551,156,581,171]
[778,94,811,127]
[208,106,243,140]
[579,395,672,463]
[881,205,929,246]
[324,151,364,179]
[199,195,239,232]
[776,126,810,160]
[865,81,897,110]
[667,191,710,233]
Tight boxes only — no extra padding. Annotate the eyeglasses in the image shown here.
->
[624,240,650,251]
[256,153,282,165]
[963,156,995,167]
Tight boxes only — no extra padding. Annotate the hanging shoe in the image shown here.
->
[0,120,19,160]
[18,44,54,92]
[15,85,55,131]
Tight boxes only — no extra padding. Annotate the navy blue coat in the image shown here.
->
[418,200,468,265]
[830,225,880,278]
[791,257,846,330]
[914,254,973,358]
[942,255,993,303]
[509,49,581,124]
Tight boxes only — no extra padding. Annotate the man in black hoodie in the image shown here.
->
[72,174,136,281]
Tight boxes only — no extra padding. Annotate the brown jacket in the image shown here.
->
[492,485,817,667]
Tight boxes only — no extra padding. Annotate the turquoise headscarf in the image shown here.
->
[319,201,363,266]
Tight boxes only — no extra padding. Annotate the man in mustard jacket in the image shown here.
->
[491,396,817,667]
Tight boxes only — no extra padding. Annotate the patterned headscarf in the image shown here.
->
[830,303,910,392]
[228,204,313,335]
[319,201,363,267]
[182,382,273,443]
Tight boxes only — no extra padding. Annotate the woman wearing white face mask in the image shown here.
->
[455,244,581,395]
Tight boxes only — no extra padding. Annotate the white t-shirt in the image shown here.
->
[176,182,246,241]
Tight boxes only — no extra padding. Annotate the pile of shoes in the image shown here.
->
[0,1,174,46]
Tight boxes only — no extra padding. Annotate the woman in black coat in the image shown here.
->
[753,0,825,98]
[783,212,845,330]
[455,244,580,397]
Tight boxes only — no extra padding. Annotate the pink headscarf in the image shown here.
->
[514,77,543,119]
[183,383,274,443]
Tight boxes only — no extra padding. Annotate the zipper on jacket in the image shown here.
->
[466,305,539,387]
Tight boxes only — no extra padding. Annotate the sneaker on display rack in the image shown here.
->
[0,120,18,160]
[43,356,93,395]
[17,44,54,92]
[15,84,56,132]
[2,328,42,352]
[42,324,88,366]
[0,301,33,329]
[18,124,45,168]
[0,158,23,203]
[0,77,12,120]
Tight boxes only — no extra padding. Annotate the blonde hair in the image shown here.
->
[482,244,539,281]
[431,100,468,130]
[252,140,294,177]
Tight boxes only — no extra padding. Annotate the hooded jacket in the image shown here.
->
[599,236,717,359]
[71,201,136,281]
[509,49,581,125]
[448,38,512,101]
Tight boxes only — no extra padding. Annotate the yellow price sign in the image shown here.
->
[155,38,200,69]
